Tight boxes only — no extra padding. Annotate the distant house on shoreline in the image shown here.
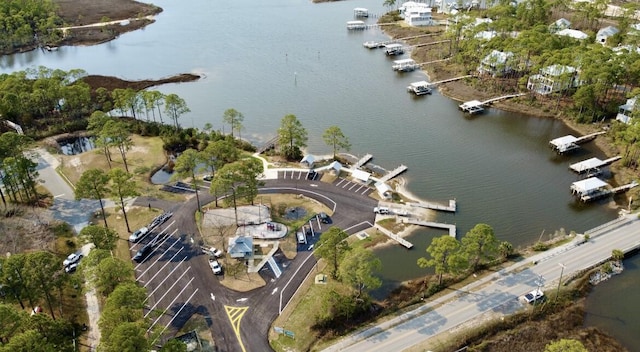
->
[477,50,515,77]
[596,26,619,45]
[527,65,581,95]
[616,97,638,124]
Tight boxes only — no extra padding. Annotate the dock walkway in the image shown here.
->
[353,154,373,169]
[570,156,621,174]
[429,75,472,86]
[257,136,279,154]
[403,218,456,238]
[378,165,408,183]
[575,131,606,144]
[376,225,413,248]
[481,93,526,105]
[580,181,638,202]
[407,199,456,212]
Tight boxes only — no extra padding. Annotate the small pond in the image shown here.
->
[59,137,96,155]
[151,166,173,185]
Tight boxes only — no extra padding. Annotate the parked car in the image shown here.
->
[203,174,213,182]
[209,259,222,275]
[63,253,83,267]
[318,212,330,224]
[374,206,390,214]
[128,227,149,243]
[209,247,223,258]
[133,244,153,263]
[65,263,78,274]
[149,212,173,229]
[523,289,544,304]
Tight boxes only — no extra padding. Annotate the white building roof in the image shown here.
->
[541,64,577,76]
[393,59,416,65]
[460,100,483,109]
[569,157,603,173]
[481,50,513,65]
[409,81,430,88]
[351,169,370,182]
[550,135,578,147]
[597,26,619,38]
[329,161,342,171]
[300,154,315,165]
[553,18,571,28]
[556,28,588,40]
[385,43,403,49]
[475,30,498,40]
[375,182,392,198]
[571,177,609,194]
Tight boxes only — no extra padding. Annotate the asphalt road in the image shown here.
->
[323,214,640,351]
[132,171,378,351]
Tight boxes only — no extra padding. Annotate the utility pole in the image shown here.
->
[555,263,566,302]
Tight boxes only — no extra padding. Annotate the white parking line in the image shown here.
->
[348,183,358,191]
[134,235,180,271]
[341,181,351,189]
[361,187,370,195]
[145,275,194,318]
[335,178,346,186]
[354,185,365,193]
[143,247,186,287]
[149,288,199,344]
[297,171,303,180]
[144,263,191,302]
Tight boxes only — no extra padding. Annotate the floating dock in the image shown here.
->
[459,100,484,114]
[571,177,638,202]
[403,219,456,238]
[392,59,420,72]
[376,225,413,248]
[378,165,408,183]
[407,81,433,96]
[550,131,606,154]
[408,199,456,212]
[569,156,621,174]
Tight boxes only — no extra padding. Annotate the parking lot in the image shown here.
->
[129,217,204,342]
[333,177,373,196]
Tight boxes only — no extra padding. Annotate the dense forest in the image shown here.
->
[0,0,62,53]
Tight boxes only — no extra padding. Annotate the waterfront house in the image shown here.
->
[596,26,619,45]
[402,4,434,27]
[526,65,581,95]
[549,18,571,33]
[616,97,638,124]
[477,50,515,77]
[556,28,589,40]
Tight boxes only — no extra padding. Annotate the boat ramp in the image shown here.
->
[549,131,606,154]
[570,177,638,202]
[403,218,456,238]
[407,199,456,212]
[407,81,433,96]
[569,156,621,174]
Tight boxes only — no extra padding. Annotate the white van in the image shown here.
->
[297,231,306,244]
[374,207,390,214]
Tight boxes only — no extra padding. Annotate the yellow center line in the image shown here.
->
[225,306,248,352]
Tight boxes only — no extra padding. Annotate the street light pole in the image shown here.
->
[555,263,566,302]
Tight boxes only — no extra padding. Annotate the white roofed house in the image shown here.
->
[555,28,589,40]
[527,65,581,95]
[477,50,515,77]
[616,97,638,124]
[596,26,619,46]
[300,154,315,168]
[403,5,434,27]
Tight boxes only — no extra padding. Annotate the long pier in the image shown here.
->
[579,181,638,202]
[408,199,456,212]
[429,75,473,86]
[378,165,408,183]
[353,154,373,169]
[257,136,279,154]
[376,226,413,248]
[403,219,456,238]
[480,93,526,105]
[569,156,621,174]
[412,40,451,48]
[575,131,606,144]
[417,58,451,66]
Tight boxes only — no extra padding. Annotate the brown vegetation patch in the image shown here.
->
[0,206,57,254]
[80,74,201,93]
[54,0,162,26]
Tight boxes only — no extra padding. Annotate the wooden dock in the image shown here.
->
[378,165,408,183]
[481,93,526,105]
[353,154,373,169]
[376,226,413,248]
[579,181,638,202]
[429,75,473,86]
[408,199,456,212]
[257,136,279,154]
[570,156,621,174]
[412,40,451,48]
[403,219,456,238]
[417,58,451,66]
[575,131,606,144]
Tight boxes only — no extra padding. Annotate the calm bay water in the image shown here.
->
[1,0,634,343]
